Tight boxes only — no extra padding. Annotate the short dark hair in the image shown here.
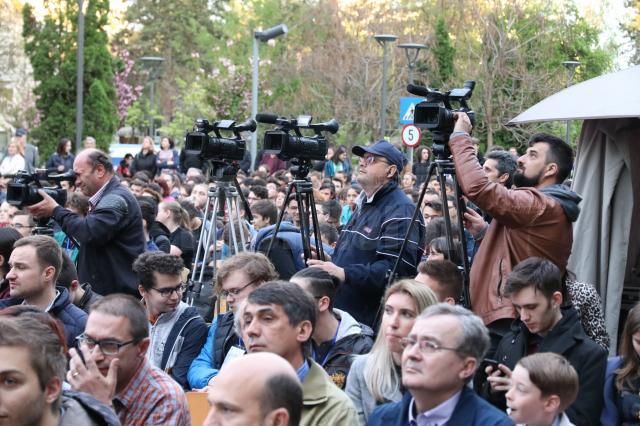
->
[319,223,339,246]
[504,257,562,300]
[136,196,158,230]
[486,150,517,188]
[428,236,463,265]
[13,210,35,227]
[86,149,114,173]
[250,185,269,200]
[417,260,463,302]
[246,280,316,341]
[14,235,62,283]
[56,252,78,289]
[321,200,341,221]
[132,252,185,291]
[90,294,149,341]
[319,182,336,198]
[529,133,574,184]
[261,373,303,425]
[291,267,340,311]
[0,227,21,275]
[252,200,278,225]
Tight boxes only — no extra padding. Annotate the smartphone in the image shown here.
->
[483,358,500,370]
[76,343,87,366]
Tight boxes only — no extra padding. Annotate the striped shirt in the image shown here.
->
[88,177,113,211]
[113,360,190,426]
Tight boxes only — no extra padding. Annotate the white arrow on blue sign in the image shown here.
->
[399,97,425,125]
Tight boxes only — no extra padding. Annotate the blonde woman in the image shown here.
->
[156,201,194,270]
[345,279,438,425]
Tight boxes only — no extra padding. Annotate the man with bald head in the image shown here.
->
[28,149,145,296]
[204,352,303,426]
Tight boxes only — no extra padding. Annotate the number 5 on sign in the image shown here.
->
[401,124,421,148]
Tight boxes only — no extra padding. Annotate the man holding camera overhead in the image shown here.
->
[449,112,580,352]
[28,149,145,297]
[309,140,425,328]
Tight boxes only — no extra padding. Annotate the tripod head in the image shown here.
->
[208,160,240,182]
[289,158,313,181]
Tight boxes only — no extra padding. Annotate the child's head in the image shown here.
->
[506,353,578,425]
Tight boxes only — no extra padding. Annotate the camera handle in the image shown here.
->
[373,157,471,326]
[267,177,325,265]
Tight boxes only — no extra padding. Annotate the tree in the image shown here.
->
[432,15,456,87]
[22,0,118,158]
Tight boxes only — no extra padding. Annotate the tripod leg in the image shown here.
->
[198,194,218,283]
[226,191,240,255]
[296,189,312,263]
[234,194,247,251]
[307,192,325,261]
[451,174,472,309]
[267,182,295,257]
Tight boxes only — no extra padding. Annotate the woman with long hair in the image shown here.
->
[0,140,25,176]
[0,227,23,299]
[156,201,194,271]
[412,146,431,189]
[602,303,640,424]
[345,279,438,425]
[327,145,351,177]
[156,136,180,174]
[46,137,74,173]
[130,136,157,177]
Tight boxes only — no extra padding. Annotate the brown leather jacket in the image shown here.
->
[449,134,578,325]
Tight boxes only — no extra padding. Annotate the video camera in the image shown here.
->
[257,113,339,161]
[184,117,256,161]
[6,170,76,208]
[407,81,476,156]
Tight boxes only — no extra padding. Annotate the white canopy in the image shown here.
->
[509,65,640,124]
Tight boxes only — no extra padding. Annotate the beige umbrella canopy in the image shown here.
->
[509,64,640,124]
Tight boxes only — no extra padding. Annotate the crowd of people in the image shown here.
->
[0,120,628,426]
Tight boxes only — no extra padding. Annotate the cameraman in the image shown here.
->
[28,149,145,297]
[449,113,580,352]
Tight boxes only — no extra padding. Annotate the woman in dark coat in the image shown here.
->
[46,138,75,173]
[130,136,157,177]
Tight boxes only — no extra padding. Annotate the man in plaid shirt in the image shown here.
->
[67,294,191,425]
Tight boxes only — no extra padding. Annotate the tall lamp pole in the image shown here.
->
[251,23,288,171]
[374,34,398,140]
[398,42,427,168]
[562,60,580,144]
[140,56,165,140]
[75,0,85,153]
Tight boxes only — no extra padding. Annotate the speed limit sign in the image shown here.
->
[401,124,421,148]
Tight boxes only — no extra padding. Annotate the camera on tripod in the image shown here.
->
[257,113,339,161]
[407,81,476,156]
[7,170,76,208]
[184,117,257,161]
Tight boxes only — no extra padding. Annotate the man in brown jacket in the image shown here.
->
[448,113,581,352]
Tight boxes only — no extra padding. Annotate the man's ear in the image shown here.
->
[296,320,313,344]
[264,408,289,426]
[317,296,331,313]
[542,394,561,414]
[43,265,56,283]
[498,173,510,185]
[44,376,62,405]
[458,357,477,382]
[137,337,150,358]
[551,291,563,308]
[70,279,80,292]
[138,285,147,298]
[543,162,559,181]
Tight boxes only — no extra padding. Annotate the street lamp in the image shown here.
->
[251,23,288,171]
[374,34,398,140]
[398,42,427,168]
[140,56,165,140]
[75,0,86,153]
[562,60,580,144]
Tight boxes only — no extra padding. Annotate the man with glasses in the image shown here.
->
[309,140,425,328]
[133,251,207,389]
[68,294,191,425]
[367,303,511,425]
[11,210,36,237]
[188,252,278,390]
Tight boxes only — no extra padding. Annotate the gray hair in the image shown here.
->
[417,303,490,364]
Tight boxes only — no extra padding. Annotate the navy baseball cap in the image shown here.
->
[15,128,27,137]
[352,140,407,170]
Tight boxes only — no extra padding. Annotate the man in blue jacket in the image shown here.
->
[0,235,87,348]
[133,251,208,389]
[29,149,145,296]
[309,140,425,327]
[367,303,512,426]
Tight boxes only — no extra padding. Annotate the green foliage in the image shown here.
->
[22,0,117,159]
[432,16,455,86]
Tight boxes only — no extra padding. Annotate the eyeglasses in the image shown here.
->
[150,283,187,297]
[400,337,461,354]
[361,155,389,166]
[221,280,257,298]
[76,333,137,356]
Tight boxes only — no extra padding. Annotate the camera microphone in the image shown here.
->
[255,113,279,124]
[407,84,429,97]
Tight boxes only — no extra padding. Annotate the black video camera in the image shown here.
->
[6,170,76,208]
[407,81,476,156]
[257,113,339,161]
[184,117,256,161]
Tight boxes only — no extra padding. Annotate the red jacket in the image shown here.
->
[450,134,579,324]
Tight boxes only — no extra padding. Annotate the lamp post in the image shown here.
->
[251,23,288,171]
[75,0,85,153]
[398,42,427,168]
[562,60,580,144]
[140,56,165,140]
[374,34,398,140]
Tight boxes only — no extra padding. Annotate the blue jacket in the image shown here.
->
[332,181,425,327]
[601,356,623,426]
[367,387,513,426]
[0,287,87,348]
[252,221,306,279]
[46,153,75,173]
[52,176,146,296]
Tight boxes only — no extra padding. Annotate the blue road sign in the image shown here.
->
[399,97,425,124]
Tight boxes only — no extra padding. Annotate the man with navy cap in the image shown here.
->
[309,140,425,327]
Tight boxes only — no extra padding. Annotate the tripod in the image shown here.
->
[186,161,252,314]
[386,133,471,308]
[267,159,325,264]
